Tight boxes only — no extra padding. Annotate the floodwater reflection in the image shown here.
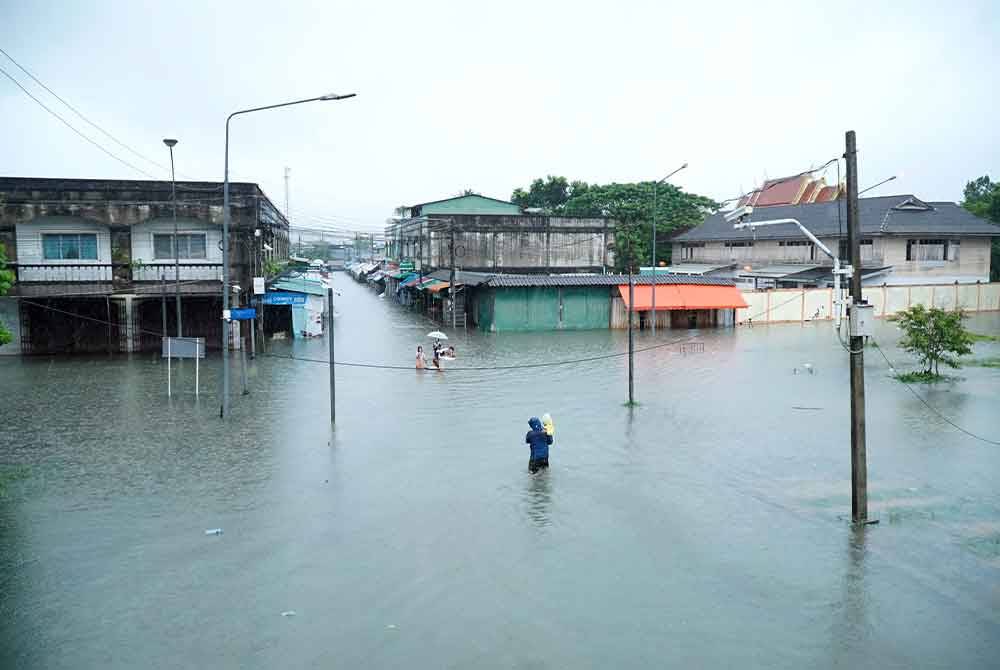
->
[523,470,553,529]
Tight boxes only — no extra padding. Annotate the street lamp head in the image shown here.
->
[320,92,357,101]
[163,138,178,148]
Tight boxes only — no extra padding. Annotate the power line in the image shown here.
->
[15,288,805,371]
[0,63,159,179]
[870,340,1000,446]
[0,46,174,177]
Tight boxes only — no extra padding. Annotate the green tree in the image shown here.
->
[961,175,1000,281]
[0,242,14,346]
[895,305,974,377]
[510,176,718,269]
[511,175,576,212]
[562,181,718,269]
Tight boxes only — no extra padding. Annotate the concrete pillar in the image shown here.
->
[123,295,136,352]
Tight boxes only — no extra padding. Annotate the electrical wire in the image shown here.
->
[256,291,807,372]
[0,63,159,179]
[870,339,1000,446]
[13,285,806,372]
[0,47,170,177]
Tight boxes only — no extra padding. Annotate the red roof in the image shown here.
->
[617,284,748,311]
[799,179,820,203]
[814,185,840,202]
[755,175,809,207]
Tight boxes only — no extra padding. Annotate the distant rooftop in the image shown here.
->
[675,194,1000,243]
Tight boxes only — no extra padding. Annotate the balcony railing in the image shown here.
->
[13,263,115,283]
[133,263,224,282]
[12,262,224,284]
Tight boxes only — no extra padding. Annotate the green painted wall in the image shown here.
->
[482,286,611,332]
[560,287,611,329]
[419,195,521,216]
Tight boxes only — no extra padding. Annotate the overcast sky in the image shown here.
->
[2,1,997,234]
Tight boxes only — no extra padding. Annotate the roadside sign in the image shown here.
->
[161,336,205,359]
[253,277,265,294]
[262,292,307,306]
[229,308,257,320]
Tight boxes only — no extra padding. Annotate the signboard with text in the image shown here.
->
[261,292,308,306]
[229,308,257,320]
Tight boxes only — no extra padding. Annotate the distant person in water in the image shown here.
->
[415,345,427,369]
[524,416,553,473]
[432,347,442,371]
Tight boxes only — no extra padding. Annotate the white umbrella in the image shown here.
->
[427,331,448,340]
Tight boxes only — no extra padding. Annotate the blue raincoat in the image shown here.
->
[525,417,553,460]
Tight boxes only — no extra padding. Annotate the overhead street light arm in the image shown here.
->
[733,216,849,328]
[733,218,836,261]
[219,90,356,420]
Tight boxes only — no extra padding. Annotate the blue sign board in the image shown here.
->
[262,292,308,306]
[229,307,257,320]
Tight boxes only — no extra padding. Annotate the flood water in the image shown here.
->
[2,277,999,669]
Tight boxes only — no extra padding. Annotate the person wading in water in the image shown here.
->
[524,416,553,473]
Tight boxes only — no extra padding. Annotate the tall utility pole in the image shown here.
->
[650,163,688,333]
[627,225,635,405]
[449,223,457,328]
[845,130,868,524]
[284,167,291,219]
[328,287,336,423]
[164,138,182,337]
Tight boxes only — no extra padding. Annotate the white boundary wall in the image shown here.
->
[737,282,1000,324]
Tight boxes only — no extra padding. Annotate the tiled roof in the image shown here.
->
[673,195,1000,242]
[755,175,809,207]
[814,185,839,202]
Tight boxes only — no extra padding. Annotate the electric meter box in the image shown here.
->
[849,303,874,337]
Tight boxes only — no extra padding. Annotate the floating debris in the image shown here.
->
[281,611,297,617]
[205,528,223,536]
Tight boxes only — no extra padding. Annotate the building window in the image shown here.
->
[724,241,753,247]
[681,242,704,260]
[838,238,873,260]
[154,233,207,260]
[779,240,815,261]
[42,233,98,260]
[906,238,954,262]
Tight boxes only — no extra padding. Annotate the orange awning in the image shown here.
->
[617,284,748,311]
[426,281,450,293]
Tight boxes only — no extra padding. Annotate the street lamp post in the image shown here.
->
[163,139,181,337]
[650,162,688,333]
[221,92,356,419]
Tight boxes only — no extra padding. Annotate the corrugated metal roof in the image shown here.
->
[271,278,327,296]
[485,274,735,288]
[674,195,1000,243]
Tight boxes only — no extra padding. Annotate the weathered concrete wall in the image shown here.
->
[388,214,615,273]
[735,282,1000,324]
[0,177,287,293]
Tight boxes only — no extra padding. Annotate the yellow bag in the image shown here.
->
[541,413,555,437]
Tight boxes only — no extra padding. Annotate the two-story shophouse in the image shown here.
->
[0,177,288,354]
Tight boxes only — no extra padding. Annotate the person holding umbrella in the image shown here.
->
[427,331,447,370]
